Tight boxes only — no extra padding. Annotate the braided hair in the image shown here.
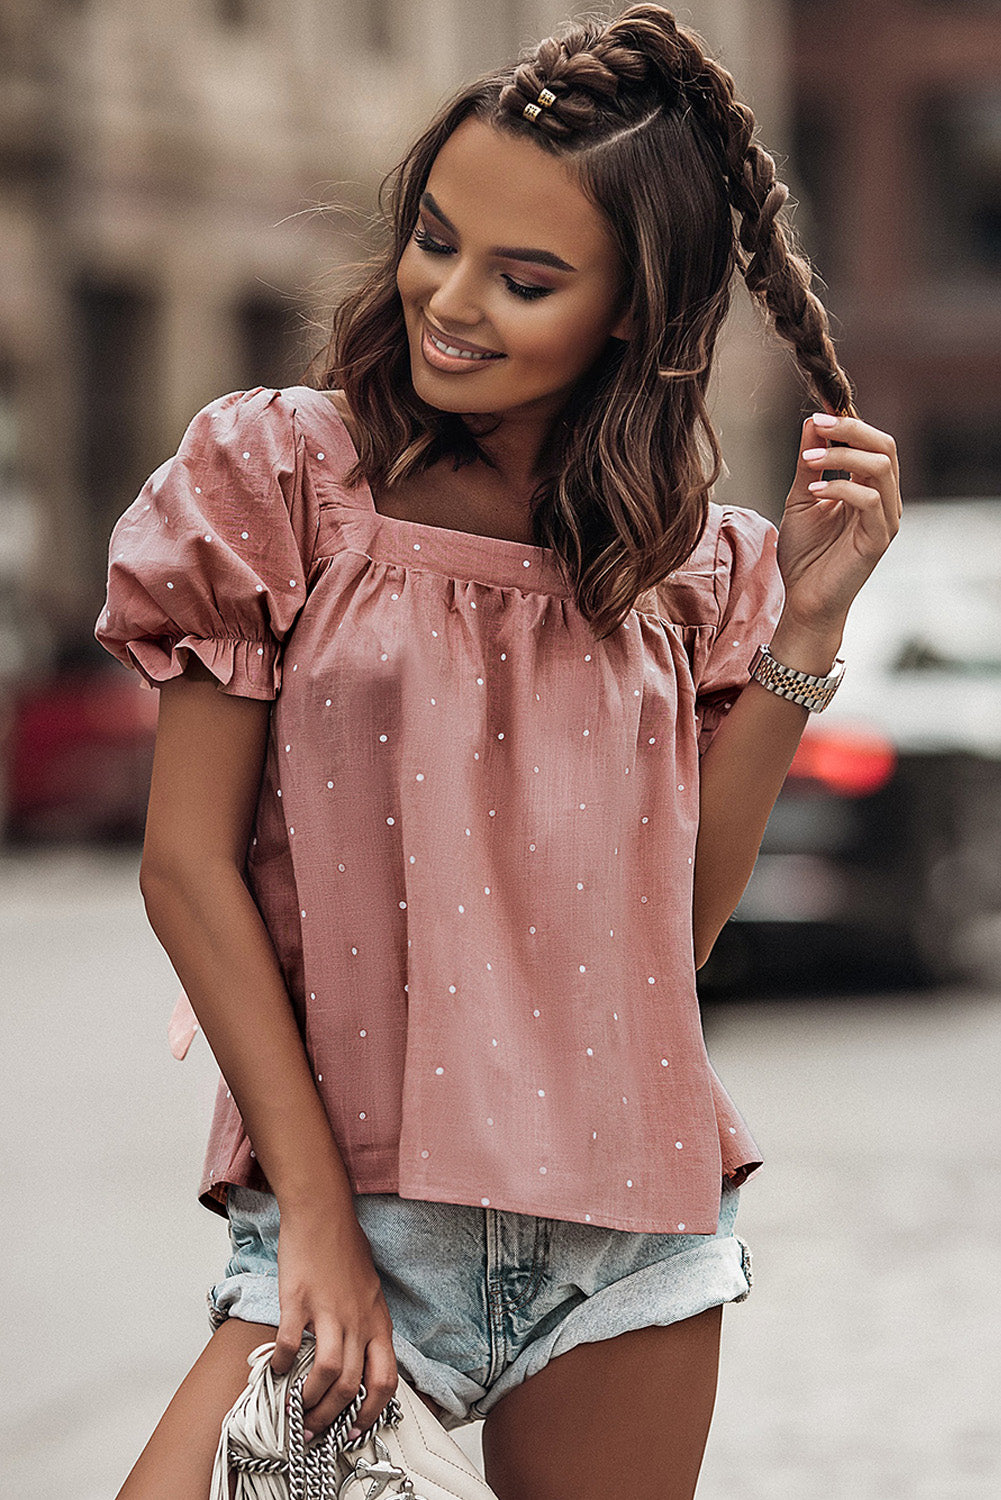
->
[500,7,855,418]
[311,4,855,639]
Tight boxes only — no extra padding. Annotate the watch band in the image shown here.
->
[747,642,845,712]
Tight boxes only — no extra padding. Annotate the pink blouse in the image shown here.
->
[95,385,785,1234]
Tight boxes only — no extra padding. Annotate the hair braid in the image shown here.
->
[499,30,647,140]
[503,5,856,416]
[609,6,856,414]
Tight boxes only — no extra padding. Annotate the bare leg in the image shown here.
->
[480,1304,724,1500]
[116,1319,277,1499]
[115,1317,448,1499]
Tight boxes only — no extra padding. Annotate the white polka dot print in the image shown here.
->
[109,454,776,1240]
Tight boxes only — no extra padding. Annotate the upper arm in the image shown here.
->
[140,656,271,885]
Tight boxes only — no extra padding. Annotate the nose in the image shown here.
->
[425,256,486,331]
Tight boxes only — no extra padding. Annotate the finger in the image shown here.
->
[304,1333,367,1437]
[793,417,833,489]
[270,1318,304,1378]
[801,443,895,485]
[809,411,898,471]
[801,442,900,529]
[350,1336,400,1439]
[804,478,893,552]
[298,1325,345,1418]
[810,414,902,512]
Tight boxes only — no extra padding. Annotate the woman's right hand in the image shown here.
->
[270,1201,400,1440]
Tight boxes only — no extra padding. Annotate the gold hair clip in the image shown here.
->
[523,87,557,124]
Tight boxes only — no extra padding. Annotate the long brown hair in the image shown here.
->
[302,4,855,640]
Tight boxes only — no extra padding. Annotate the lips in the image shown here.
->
[423,317,503,358]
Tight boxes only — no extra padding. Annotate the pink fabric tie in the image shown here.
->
[168,987,199,1060]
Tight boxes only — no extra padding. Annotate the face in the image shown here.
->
[396,115,633,432]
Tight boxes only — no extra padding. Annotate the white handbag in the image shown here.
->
[210,1331,499,1499]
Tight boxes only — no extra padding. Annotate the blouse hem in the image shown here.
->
[198,1164,759,1235]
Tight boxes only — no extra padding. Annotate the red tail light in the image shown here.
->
[788,725,897,797]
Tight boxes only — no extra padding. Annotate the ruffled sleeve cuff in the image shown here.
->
[123,632,281,700]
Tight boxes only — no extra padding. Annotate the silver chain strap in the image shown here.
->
[227,1358,409,1500]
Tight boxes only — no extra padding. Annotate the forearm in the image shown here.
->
[139,860,357,1223]
[691,612,843,967]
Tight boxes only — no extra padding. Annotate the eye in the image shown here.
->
[502,276,552,303]
[411,224,552,302]
[411,224,451,256]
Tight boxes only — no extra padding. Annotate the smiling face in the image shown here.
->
[396,114,634,436]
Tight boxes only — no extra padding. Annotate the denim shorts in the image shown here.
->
[207,1180,752,1430]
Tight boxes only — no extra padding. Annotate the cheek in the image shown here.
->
[396,244,431,308]
[510,304,609,372]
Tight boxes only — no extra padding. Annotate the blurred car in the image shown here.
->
[3,663,159,842]
[702,499,1001,992]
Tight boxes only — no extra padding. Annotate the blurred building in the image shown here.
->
[7,0,992,746]
[0,0,799,701]
[790,0,1001,498]
[2,0,588,677]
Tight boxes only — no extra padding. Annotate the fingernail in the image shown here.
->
[812,412,838,427]
[802,448,827,461]
[303,1429,315,1443]
[347,1425,362,1439]
[807,480,828,492]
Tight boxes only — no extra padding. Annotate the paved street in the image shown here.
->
[3,845,1000,1498]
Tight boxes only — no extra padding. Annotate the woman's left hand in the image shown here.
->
[777,411,902,636]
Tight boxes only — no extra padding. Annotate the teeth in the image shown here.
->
[428,328,497,360]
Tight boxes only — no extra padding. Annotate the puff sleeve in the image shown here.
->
[694,505,785,755]
[94,387,318,700]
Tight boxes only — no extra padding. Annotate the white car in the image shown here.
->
[704,499,1001,991]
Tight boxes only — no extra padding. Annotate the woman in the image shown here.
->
[96,7,901,1497]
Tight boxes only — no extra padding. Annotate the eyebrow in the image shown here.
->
[419,192,578,273]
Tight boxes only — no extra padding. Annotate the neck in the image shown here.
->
[462,399,567,497]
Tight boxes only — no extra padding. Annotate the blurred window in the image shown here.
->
[790,99,841,276]
[0,358,16,495]
[917,87,1001,276]
[73,274,159,582]
[920,411,1001,498]
[364,0,394,54]
[236,294,306,390]
[215,0,254,27]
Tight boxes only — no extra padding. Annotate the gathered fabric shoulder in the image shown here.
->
[640,503,785,754]
[94,386,324,700]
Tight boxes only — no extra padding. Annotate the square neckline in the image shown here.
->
[302,387,559,561]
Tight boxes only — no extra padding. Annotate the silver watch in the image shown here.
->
[747,643,845,712]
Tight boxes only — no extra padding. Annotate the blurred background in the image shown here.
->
[2,1,999,1495]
